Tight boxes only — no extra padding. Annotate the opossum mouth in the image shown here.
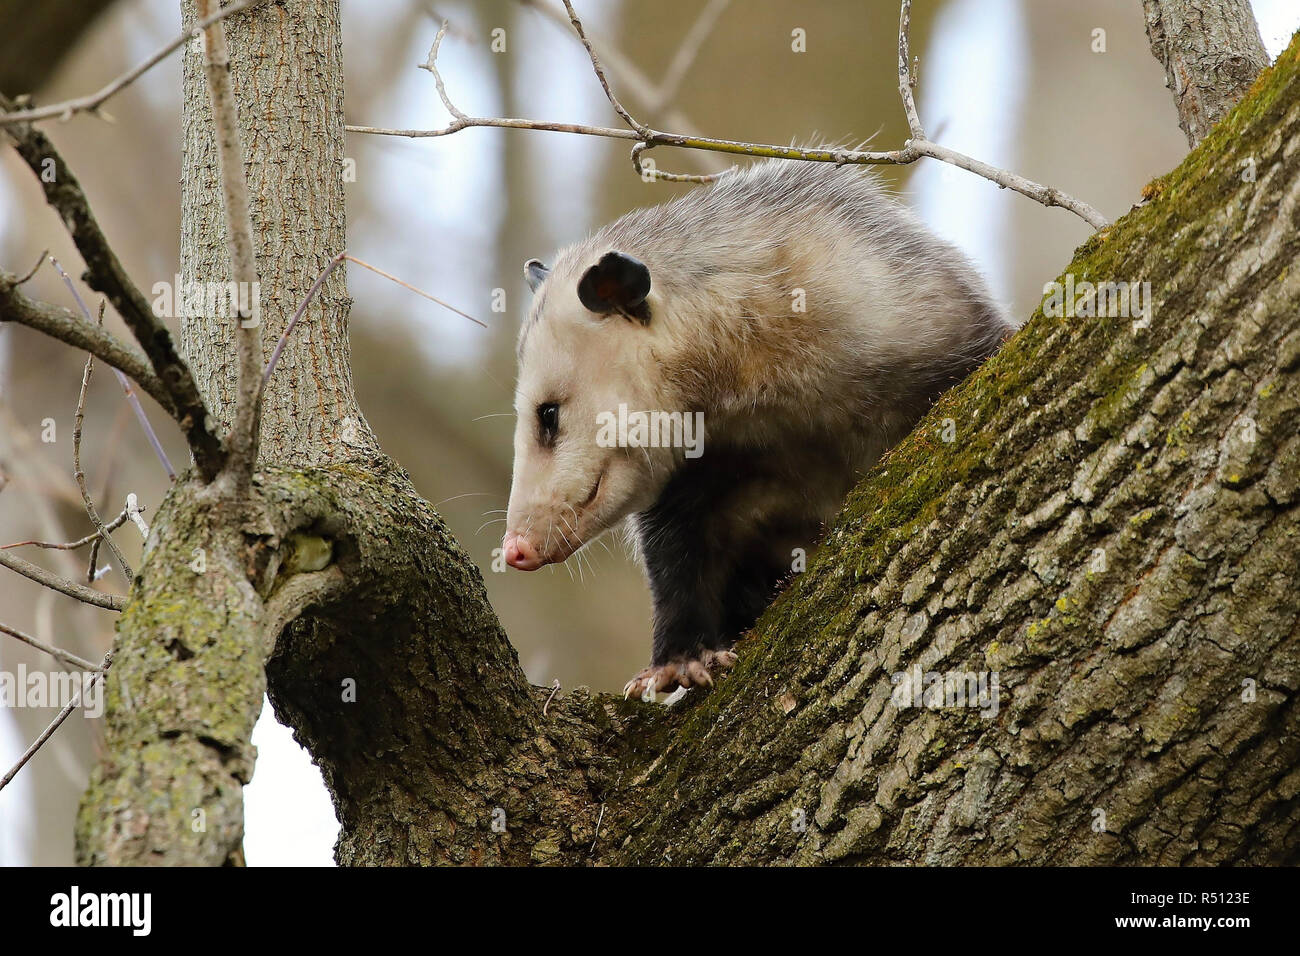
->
[552,471,604,563]
[579,472,603,512]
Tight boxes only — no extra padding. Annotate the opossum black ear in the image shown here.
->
[524,259,550,293]
[577,251,651,323]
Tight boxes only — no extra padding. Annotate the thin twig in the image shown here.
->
[51,259,175,480]
[560,0,646,135]
[0,96,224,477]
[86,537,104,584]
[0,504,133,552]
[259,252,348,399]
[347,115,640,141]
[0,621,102,672]
[0,0,270,125]
[517,0,731,177]
[125,494,150,539]
[109,366,176,481]
[418,24,466,120]
[0,654,112,794]
[632,141,727,184]
[72,345,133,582]
[0,270,176,416]
[350,0,1109,229]
[0,550,124,611]
[897,0,924,140]
[197,0,262,489]
[259,251,485,402]
[345,255,485,327]
[14,249,47,285]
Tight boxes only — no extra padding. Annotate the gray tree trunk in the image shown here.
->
[1143,0,1270,147]
[76,2,1300,865]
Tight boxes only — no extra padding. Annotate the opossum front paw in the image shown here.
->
[622,648,738,700]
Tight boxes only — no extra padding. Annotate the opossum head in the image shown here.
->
[504,251,677,571]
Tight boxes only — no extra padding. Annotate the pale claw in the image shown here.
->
[622,647,738,701]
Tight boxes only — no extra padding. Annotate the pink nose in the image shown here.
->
[503,532,543,571]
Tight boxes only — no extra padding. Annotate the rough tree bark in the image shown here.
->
[1143,0,1270,148]
[74,0,384,865]
[73,2,1299,865]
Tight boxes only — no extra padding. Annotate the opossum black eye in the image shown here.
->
[577,251,651,324]
[536,402,560,447]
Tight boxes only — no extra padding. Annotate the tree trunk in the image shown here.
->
[1142,0,1270,147]
[76,2,1300,865]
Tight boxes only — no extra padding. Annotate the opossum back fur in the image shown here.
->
[539,159,1013,447]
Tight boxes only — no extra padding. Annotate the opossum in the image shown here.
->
[503,158,1013,699]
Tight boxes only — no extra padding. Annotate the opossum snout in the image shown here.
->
[503,531,543,571]
[502,467,608,571]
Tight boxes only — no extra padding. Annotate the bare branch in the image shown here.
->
[909,138,1106,226]
[52,261,177,480]
[0,0,270,126]
[560,0,647,136]
[125,494,150,539]
[0,654,111,795]
[0,96,225,478]
[196,0,262,489]
[0,271,176,414]
[14,249,47,285]
[260,252,348,400]
[87,535,106,584]
[631,142,728,184]
[0,621,102,672]
[897,0,924,140]
[73,346,133,582]
[346,113,638,142]
[418,23,466,120]
[0,549,124,611]
[109,366,177,481]
[517,0,732,177]
[349,1,1109,230]
[261,252,484,400]
[0,503,133,552]
[344,255,484,326]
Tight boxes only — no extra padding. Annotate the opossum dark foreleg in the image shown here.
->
[620,460,735,697]
[624,455,805,698]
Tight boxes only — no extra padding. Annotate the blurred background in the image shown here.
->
[0,0,1295,866]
